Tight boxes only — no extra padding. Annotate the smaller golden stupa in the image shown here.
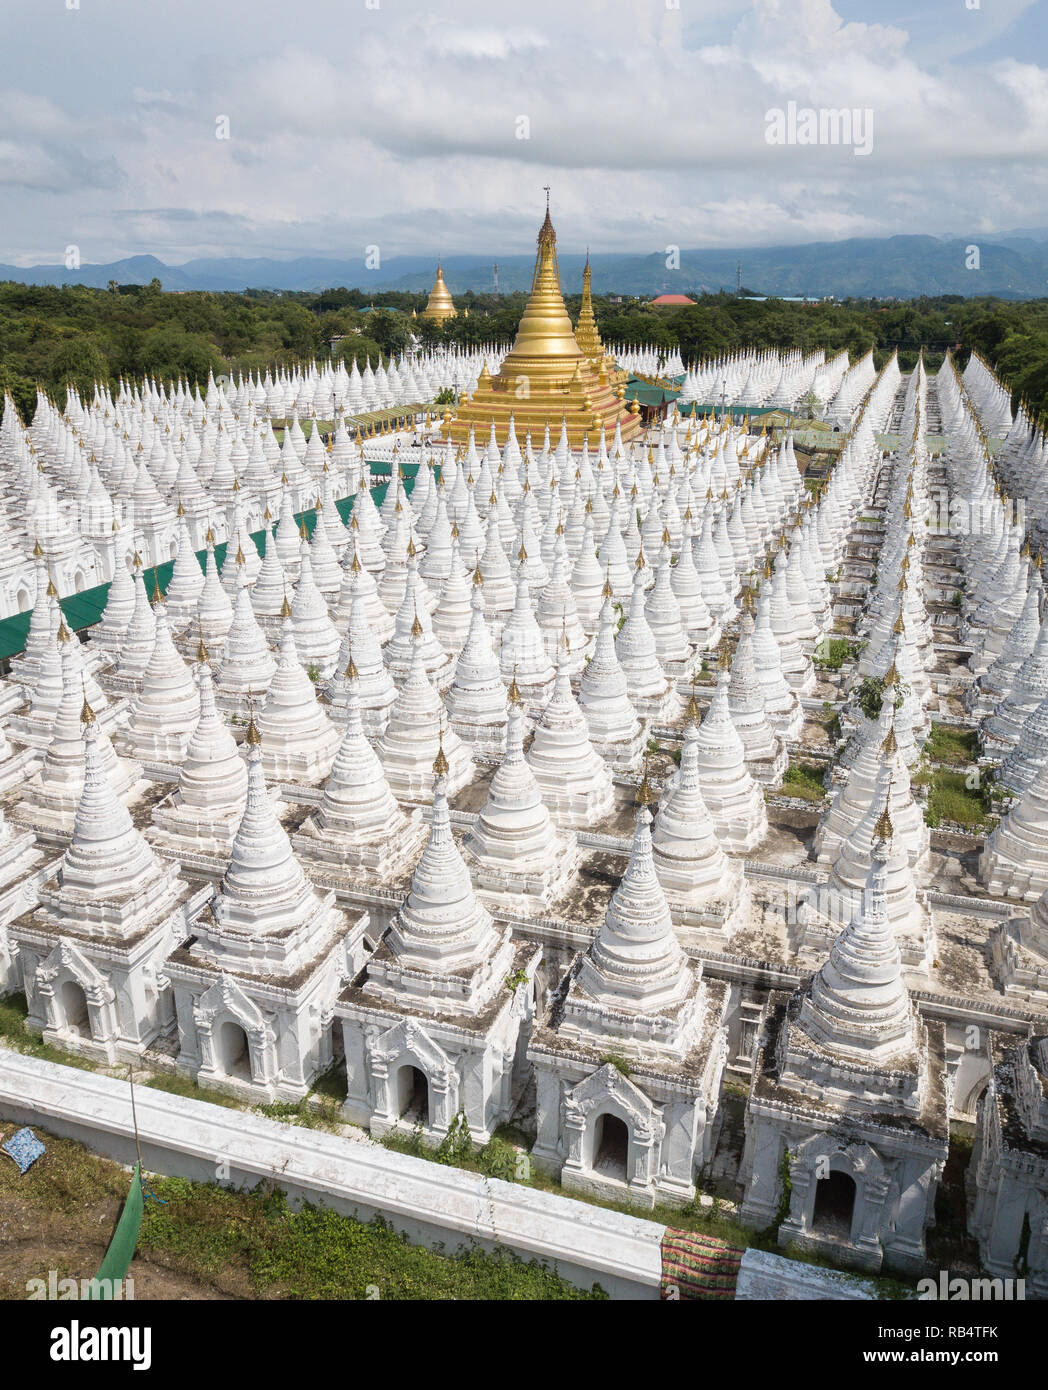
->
[421,263,457,324]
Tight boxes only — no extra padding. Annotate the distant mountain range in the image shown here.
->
[3,232,1048,300]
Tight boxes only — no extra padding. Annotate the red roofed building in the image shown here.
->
[651,293,696,306]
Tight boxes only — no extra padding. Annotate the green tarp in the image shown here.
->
[674,403,785,418]
[86,1163,143,1299]
[0,466,405,660]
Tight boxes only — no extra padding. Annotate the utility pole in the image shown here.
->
[736,260,742,295]
[493,262,499,300]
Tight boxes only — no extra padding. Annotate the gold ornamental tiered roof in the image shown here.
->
[421,263,457,324]
[443,199,642,449]
[574,253,603,364]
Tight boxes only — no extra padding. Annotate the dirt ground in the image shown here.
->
[0,1125,234,1301]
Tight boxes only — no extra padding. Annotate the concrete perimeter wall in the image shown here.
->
[0,1049,664,1299]
[736,1248,881,1300]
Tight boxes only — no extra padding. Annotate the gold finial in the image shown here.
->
[884,659,899,686]
[151,573,163,604]
[57,619,71,644]
[280,589,292,619]
[235,543,246,566]
[874,803,893,842]
[882,725,898,756]
[518,543,527,563]
[32,536,42,559]
[718,643,732,670]
[244,712,262,747]
[892,613,905,636]
[636,768,656,807]
[407,537,416,558]
[601,575,613,600]
[685,677,701,725]
[411,612,423,639]
[197,636,210,663]
[433,736,449,777]
[635,548,645,571]
[46,575,59,598]
[472,564,483,587]
[299,518,309,539]
[346,653,359,681]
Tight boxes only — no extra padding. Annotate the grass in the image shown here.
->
[925,769,993,830]
[143,1071,246,1110]
[0,993,99,1073]
[813,637,859,671]
[0,1124,605,1300]
[134,1172,608,1299]
[780,761,827,802]
[258,1094,345,1133]
[926,722,980,767]
[0,1128,128,1217]
[820,703,842,740]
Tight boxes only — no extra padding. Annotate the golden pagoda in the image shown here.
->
[444,196,642,449]
[420,263,457,324]
[574,253,602,364]
[575,251,628,388]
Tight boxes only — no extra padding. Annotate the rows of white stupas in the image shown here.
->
[224,344,509,420]
[674,347,865,419]
[0,345,1045,1286]
[605,345,686,380]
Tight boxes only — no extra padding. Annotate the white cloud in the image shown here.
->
[0,0,1045,263]
[425,27,549,61]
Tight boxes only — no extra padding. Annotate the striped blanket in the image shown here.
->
[660,1227,744,1300]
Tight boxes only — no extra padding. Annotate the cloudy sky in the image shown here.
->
[2,0,1046,266]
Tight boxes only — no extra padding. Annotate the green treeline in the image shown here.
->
[1,277,1046,426]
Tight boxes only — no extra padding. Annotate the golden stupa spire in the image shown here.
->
[421,262,457,324]
[444,193,640,449]
[433,732,450,778]
[574,248,604,365]
[80,682,96,727]
[636,762,657,808]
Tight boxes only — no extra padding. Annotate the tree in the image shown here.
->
[368,309,410,357]
[47,338,111,397]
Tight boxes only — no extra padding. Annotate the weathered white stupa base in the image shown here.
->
[292,807,428,883]
[13,903,198,1066]
[468,837,581,919]
[338,941,540,1146]
[167,914,369,1105]
[968,1036,1048,1298]
[742,740,788,790]
[147,799,245,868]
[990,918,1048,1006]
[0,826,46,994]
[529,980,729,1212]
[794,890,936,975]
[664,876,752,945]
[587,727,646,775]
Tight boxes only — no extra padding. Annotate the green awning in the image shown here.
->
[0,472,404,661]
